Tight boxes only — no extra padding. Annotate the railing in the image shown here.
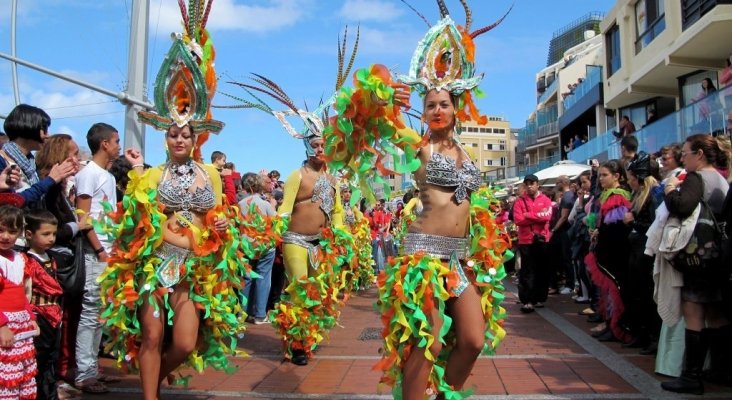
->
[568,89,730,163]
[537,77,559,105]
[519,154,561,177]
[563,66,602,112]
[635,14,666,54]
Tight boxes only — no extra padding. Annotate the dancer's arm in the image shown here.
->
[278,170,301,216]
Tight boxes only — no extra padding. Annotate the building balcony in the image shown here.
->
[568,89,730,163]
[562,66,602,112]
[518,155,561,177]
[537,77,559,105]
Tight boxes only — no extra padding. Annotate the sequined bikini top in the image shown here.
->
[424,144,481,203]
[311,172,335,220]
[158,162,217,216]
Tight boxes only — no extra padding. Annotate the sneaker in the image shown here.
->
[534,302,545,308]
[559,287,573,295]
[254,316,270,325]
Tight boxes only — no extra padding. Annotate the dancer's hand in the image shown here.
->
[125,149,144,167]
[214,217,227,232]
[392,82,411,111]
[0,326,14,348]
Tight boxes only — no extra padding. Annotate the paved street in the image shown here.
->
[97,283,732,399]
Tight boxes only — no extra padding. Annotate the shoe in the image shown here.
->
[587,314,603,323]
[590,322,607,334]
[639,341,658,355]
[597,330,617,342]
[254,316,270,325]
[291,350,309,366]
[520,304,534,313]
[534,302,544,308]
[559,287,572,295]
[662,331,705,394]
[75,378,109,394]
[574,297,590,304]
[578,307,595,316]
[547,288,558,295]
[245,315,255,324]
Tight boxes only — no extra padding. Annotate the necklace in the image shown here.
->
[164,159,196,226]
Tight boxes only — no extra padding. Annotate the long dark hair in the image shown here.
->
[600,159,628,189]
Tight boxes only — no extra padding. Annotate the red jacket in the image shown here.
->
[512,193,553,245]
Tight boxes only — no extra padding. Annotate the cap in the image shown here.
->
[523,174,539,183]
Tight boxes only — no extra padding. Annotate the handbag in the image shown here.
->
[54,234,87,298]
[672,199,726,274]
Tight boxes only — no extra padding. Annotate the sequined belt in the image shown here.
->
[402,233,469,260]
[152,241,192,288]
[282,231,322,269]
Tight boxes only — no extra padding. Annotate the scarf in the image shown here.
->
[2,142,39,186]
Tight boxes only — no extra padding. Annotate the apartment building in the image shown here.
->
[568,0,732,163]
[459,117,516,181]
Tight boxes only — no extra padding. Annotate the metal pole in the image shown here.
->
[124,0,150,154]
[10,0,20,105]
[0,52,154,110]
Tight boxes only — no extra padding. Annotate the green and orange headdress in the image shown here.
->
[399,0,511,125]
[137,0,224,162]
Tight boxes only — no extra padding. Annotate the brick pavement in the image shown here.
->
[91,286,732,399]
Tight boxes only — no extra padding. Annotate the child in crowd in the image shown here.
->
[0,204,38,399]
[24,210,68,400]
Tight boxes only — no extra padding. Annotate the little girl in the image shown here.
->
[0,204,38,399]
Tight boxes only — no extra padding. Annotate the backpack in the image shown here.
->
[672,199,727,275]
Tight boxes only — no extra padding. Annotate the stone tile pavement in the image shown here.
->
[91,284,731,399]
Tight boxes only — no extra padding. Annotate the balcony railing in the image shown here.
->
[518,154,561,177]
[568,89,730,163]
[563,66,602,112]
[635,14,666,54]
[537,77,559,105]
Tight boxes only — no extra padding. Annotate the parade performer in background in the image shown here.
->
[325,1,512,398]
[221,28,359,366]
[341,183,375,291]
[96,2,251,399]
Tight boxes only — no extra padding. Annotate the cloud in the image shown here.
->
[337,0,403,22]
[357,26,422,56]
[150,0,310,35]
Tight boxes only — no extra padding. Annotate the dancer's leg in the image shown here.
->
[444,284,485,390]
[138,294,165,400]
[158,286,200,381]
[402,307,443,400]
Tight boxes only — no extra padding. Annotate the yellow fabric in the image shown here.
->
[403,197,419,216]
[332,184,344,228]
[202,163,224,205]
[278,169,301,216]
[283,242,311,282]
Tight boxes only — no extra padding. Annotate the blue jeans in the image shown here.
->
[75,252,105,383]
[243,249,275,319]
[371,239,384,274]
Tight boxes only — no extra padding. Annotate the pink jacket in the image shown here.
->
[512,193,553,245]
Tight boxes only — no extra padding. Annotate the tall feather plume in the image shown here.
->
[201,0,214,31]
[215,92,273,113]
[436,0,450,18]
[471,3,513,38]
[336,25,359,91]
[196,0,205,35]
[458,0,472,31]
[178,0,189,34]
[250,73,298,110]
[399,0,431,27]
[188,0,197,36]
[228,81,294,112]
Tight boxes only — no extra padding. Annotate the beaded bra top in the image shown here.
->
[424,144,481,204]
[311,173,336,220]
[158,162,216,223]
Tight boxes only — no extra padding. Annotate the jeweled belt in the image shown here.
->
[402,232,469,260]
[282,231,323,269]
[153,241,192,288]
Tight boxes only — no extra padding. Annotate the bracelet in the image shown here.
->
[94,247,105,255]
[132,163,144,168]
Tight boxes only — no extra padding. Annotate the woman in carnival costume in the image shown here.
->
[220,28,359,366]
[340,182,375,291]
[324,2,512,398]
[96,2,252,399]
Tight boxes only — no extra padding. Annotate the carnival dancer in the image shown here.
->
[95,3,251,399]
[324,2,512,398]
[341,183,375,291]
[221,28,359,367]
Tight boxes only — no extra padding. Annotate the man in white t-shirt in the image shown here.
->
[74,122,120,393]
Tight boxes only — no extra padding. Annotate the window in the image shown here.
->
[485,144,494,150]
[388,174,395,179]
[495,128,506,134]
[472,143,478,147]
[606,24,621,77]
[499,140,506,144]
[499,145,506,151]
[483,159,493,167]
[635,0,665,53]
[500,157,506,166]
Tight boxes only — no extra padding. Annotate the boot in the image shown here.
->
[661,329,706,395]
[704,325,732,387]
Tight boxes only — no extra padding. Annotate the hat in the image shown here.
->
[627,151,651,180]
[523,174,539,183]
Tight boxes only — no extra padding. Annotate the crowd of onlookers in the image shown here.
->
[504,129,732,394]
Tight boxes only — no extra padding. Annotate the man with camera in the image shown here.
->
[513,174,553,313]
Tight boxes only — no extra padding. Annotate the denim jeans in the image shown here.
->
[243,249,275,319]
[371,239,384,274]
[75,252,105,383]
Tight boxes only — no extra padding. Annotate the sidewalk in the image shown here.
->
[95,285,732,399]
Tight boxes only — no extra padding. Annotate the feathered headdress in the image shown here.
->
[218,27,359,157]
[399,0,511,125]
[138,0,223,162]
